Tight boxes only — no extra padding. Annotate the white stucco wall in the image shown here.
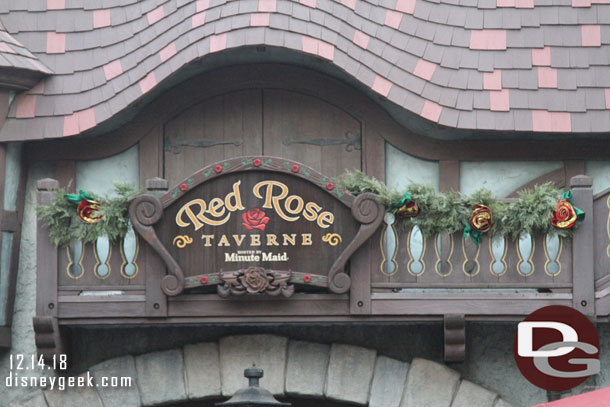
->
[460,161,563,197]
[386,143,440,192]
[75,145,139,196]
[586,161,610,194]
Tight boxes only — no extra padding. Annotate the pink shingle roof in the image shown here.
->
[0,0,609,140]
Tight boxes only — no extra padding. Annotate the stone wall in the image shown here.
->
[9,334,513,407]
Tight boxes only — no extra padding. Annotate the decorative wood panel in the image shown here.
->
[164,90,263,187]
[371,228,572,288]
[262,90,361,178]
[162,88,362,188]
[594,187,610,285]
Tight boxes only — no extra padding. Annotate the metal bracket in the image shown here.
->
[283,131,361,152]
[444,314,466,362]
[164,135,243,154]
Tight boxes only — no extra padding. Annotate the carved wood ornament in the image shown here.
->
[129,156,384,298]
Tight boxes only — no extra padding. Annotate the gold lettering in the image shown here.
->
[266,234,279,246]
[196,211,231,226]
[176,198,231,229]
[285,195,304,215]
[253,181,298,221]
[225,181,244,211]
[218,235,230,247]
[282,233,296,246]
[207,197,225,218]
[250,234,261,246]
[232,234,245,246]
[176,199,206,230]
[302,233,312,246]
[201,235,214,247]
[317,212,334,228]
[303,202,321,221]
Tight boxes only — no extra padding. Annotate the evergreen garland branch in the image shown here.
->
[337,171,570,239]
[36,182,142,247]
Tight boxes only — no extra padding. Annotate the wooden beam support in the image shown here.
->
[33,316,70,368]
[439,160,460,192]
[36,179,59,317]
[0,326,10,350]
[571,175,595,317]
[444,314,466,363]
[143,178,168,318]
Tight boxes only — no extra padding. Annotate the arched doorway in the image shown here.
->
[20,335,511,407]
[174,398,356,406]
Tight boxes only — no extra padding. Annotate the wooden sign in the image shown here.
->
[130,157,383,298]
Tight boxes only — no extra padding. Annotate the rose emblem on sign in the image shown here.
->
[242,208,270,231]
[240,267,270,294]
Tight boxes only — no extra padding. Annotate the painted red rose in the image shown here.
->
[292,164,300,173]
[326,182,335,191]
[242,208,270,231]
[253,159,262,167]
[179,183,188,191]
[214,164,223,173]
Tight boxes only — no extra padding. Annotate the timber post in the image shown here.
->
[571,175,595,317]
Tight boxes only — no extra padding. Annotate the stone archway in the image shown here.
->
[10,335,512,407]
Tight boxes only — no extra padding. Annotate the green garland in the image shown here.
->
[37,172,574,247]
[337,170,573,239]
[36,183,141,247]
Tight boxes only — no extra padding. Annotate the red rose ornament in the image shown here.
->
[551,200,578,229]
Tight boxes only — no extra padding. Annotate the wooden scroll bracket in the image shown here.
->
[129,194,185,297]
[444,314,466,363]
[328,193,384,294]
[33,316,70,369]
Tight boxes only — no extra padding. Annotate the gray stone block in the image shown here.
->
[369,356,410,407]
[219,335,288,396]
[44,373,103,407]
[494,399,514,407]
[184,342,222,399]
[90,355,140,407]
[285,340,330,397]
[451,380,498,407]
[325,344,376,405]
[9,390,48,407]
[401,358,460,407]
[135,349,186,406]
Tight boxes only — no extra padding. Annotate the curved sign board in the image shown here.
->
[130,157,383,298]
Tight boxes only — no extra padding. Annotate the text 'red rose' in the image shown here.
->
[552,200,577,229]
[242,208,270,231]
[469,204,492,232]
